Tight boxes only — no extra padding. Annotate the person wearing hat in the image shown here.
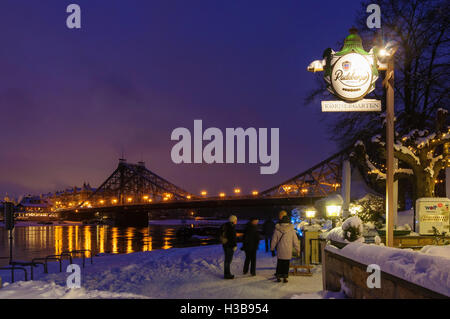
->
[219,215,238,279]
[242,217,260,276]
[271,214,300,283]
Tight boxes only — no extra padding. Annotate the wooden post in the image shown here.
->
[341,160,351,218]
[385,58,395,247]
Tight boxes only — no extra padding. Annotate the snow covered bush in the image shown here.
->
[326,216,365,244]
[341,216,364,242]
[349,194,384,229]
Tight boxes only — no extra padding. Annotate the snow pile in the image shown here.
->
[420,245,450,259]
[342,216,363,233]
[0,281,146,299]
[0,242,325,299]
[342,216,364,242]
[326,243,450,296]
[326,227,346,243]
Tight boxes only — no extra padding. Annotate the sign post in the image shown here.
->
[385,57,395,247]
[307,28,398,246]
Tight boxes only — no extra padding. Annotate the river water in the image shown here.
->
[0,224,220,267]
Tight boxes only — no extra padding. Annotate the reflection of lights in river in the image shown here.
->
[144,237,152,252]
[112,228,118,254]
[68,226,73,251]
[75,226,80,250]
[126,227,135,254]
[84,227,92,255]
[162,238,171,250]
[162,228,174,250]
[98,226,105,254]
[55,226,62,255]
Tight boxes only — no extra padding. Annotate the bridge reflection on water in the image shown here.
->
[0,224,217,267]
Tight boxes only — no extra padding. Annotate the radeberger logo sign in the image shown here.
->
[323,29,378,102]
[329,53,374,101]
[309,28,379,104]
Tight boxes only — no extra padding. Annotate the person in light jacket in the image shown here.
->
[270,215,300,283]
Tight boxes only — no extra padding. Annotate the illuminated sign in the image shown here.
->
[416,198,450,235]
[321,99,381,112]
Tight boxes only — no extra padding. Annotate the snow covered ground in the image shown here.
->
[0,241,333,299]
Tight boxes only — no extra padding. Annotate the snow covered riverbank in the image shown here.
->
[0,241,332,299]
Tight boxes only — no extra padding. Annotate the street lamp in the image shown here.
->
[377,40,399,247]
[305,208,316,225]
[326,205,342,228]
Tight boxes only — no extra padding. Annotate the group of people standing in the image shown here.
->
[220,211,300,283]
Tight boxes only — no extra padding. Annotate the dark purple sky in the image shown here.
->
[0,0,365,198]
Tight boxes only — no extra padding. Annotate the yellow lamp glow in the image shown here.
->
[326,205,342,217]
[305,210,316,219]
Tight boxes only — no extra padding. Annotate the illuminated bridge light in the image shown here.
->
[112,199,118,204]
[252,191,258,196]
[219,192,226,198]
[127,197,133,202]
[201,191,207,196]
[186,195,191,199]
[143,195,149,200]
[234,188,241,194]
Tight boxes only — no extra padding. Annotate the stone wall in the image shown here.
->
[323,245,448,299]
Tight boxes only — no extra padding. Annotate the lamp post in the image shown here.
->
[305,209,316,225]
[326,205,342,228]
[379,41,398,247]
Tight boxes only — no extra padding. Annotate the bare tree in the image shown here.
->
[306,0,450,147]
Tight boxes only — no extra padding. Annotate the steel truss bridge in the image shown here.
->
[56,147,352,221]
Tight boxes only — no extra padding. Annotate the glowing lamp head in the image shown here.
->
[234,188,241,194]
[201,191,207,196]
[219,192,225,198]
[252,191,258,196]
[305,210,316,219]
[326,205,342,217]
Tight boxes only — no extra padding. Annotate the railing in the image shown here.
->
[0,250,94,285]
[62,250,93,268]
[0,265,27,283]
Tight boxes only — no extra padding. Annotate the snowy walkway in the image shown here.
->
[0,241,328,299]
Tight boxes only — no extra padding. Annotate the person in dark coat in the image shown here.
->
[220,215,238,279]
[242,217,260,276]
[262,218,275,255]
